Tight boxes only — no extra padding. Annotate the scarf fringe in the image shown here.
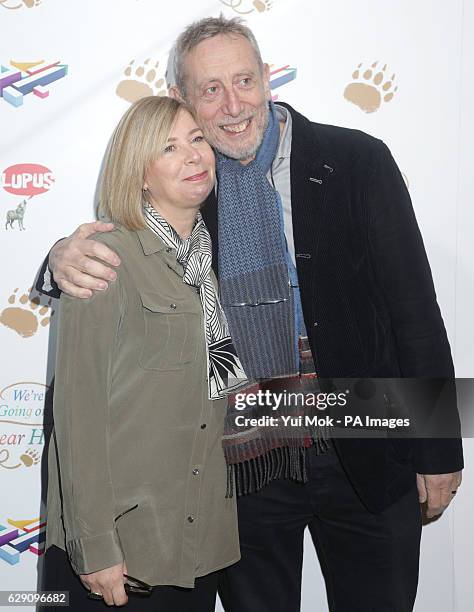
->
[225,432,330,498]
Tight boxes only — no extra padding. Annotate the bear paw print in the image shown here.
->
[116,58,167,104]
[344,61,398,113]
[20,448,41,467]
[0,288,54,338]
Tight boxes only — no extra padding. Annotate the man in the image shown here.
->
[38,16,463,612]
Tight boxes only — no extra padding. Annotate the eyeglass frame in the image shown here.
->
[86,573,153,601]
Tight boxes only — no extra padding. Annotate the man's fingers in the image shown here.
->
[76,221,115,239]
[416,473,427,503]
[56,278,93,299]
[76,254,117,282]
[60,267,109,293]
[84,239,121,267]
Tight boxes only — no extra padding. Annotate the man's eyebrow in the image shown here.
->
[167,127,202,141]
[197,70,257,88]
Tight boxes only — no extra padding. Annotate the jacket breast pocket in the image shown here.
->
[138,291,200,371]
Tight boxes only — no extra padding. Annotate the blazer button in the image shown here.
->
[313,321,318,327]
[187,515,195,523]
[192,468,200,476]
[169,303,177,310]
[200,423,207,429]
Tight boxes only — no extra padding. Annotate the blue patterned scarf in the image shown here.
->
[216,101,297,379]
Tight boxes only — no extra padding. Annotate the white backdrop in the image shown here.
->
[0,1,472,610]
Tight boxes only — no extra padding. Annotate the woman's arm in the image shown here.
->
[52,269,126,575]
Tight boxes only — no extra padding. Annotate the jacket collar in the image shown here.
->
[136,226,168,255]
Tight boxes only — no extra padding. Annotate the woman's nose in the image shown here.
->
[184,146,201,164]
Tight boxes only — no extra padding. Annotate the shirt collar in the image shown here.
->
[274,103,292,160]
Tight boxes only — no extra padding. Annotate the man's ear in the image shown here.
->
[169,86,185,102]
[262,63,271,100]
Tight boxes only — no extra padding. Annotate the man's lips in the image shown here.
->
[220,117,252,136]
[184,171,208,182]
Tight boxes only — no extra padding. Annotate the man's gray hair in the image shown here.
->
[174,15,264,97]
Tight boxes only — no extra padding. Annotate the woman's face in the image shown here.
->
[144,109,215,211]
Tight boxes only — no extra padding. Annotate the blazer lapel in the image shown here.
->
[277,102,337,267]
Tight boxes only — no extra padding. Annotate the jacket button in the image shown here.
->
[169,303,177,310]
[192,468,200,476]
[313,321,318,327]
[200,424,207,429]
[187,515,195,523]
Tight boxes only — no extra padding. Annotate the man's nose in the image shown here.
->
[221,88,243,117]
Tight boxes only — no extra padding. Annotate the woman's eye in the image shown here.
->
[163,145,175,153]
[192,135,204,144]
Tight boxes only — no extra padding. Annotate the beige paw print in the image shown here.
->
[219,0,273,14]
[344,62,398,113]
[0,288,54,338]
[253,0,273,11]
[20,448,41,467]
[116,58,167,104]
[0,0,41,9]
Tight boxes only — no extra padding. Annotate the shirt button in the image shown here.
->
[169,303,177,310]
[200,424,207,429]
[192,468,200,476]
[187,515,195,523]
[166,247,172,253]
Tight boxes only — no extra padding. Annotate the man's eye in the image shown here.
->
[205,86,219,95]
[239,77,252,87]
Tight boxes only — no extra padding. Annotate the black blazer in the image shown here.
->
[201,102,463,513]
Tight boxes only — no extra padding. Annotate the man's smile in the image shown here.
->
[220,118,252,135]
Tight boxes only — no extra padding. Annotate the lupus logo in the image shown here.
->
[270,65,297,101]
[0,60,68,108]
[0,382,47,472]
[0,516,46,565]
[2,163,55,230]
[2,163,54,196]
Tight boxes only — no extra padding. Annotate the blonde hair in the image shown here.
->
[99,96,192,230]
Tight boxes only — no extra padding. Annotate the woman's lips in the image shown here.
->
[184,171,208,182]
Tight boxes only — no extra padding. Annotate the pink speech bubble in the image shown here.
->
[1,163,55,197]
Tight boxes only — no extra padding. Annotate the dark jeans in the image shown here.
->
[218,444,422,612]
[38,545,220,612]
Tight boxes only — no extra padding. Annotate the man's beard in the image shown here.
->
[202,102,269,161]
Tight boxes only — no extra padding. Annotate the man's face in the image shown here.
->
[180,34,271,163]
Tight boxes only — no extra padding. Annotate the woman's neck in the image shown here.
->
[147,199,198,239]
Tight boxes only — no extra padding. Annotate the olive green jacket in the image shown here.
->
[45,224,240,587]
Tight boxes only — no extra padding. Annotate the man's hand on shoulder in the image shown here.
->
[50,221,121,298]
[416,471,462,519]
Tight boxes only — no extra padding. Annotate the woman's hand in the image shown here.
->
[80,561,128,606]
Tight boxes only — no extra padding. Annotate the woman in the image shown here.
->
[41,96,246,611]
